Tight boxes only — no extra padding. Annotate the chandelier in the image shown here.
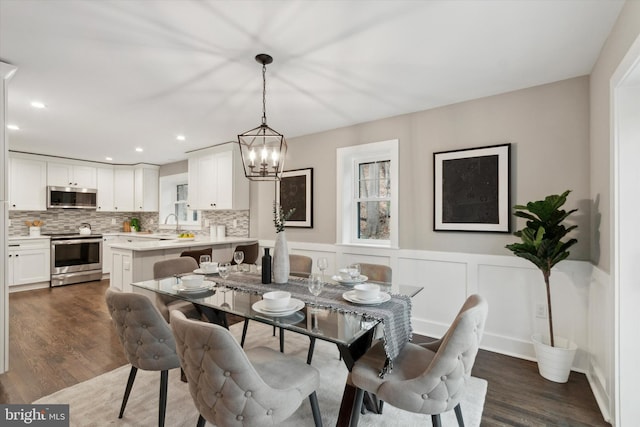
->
[237,54,287,181]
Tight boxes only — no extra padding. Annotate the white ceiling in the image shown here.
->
[0,0,625,166]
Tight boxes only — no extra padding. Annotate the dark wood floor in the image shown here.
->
[0,280,609,426]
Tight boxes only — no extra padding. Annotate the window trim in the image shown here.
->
[336,139,399,248]
[158,173,201,231]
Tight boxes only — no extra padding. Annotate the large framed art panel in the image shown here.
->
[276,168,313,228]
[433,143,511,232]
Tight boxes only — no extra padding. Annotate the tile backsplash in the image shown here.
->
[8,210,250,237]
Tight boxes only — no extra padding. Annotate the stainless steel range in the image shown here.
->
[46,233,103,287]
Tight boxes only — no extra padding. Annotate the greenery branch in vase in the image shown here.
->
[273,201,295,233]
[505,190,578,348]
[272,202,295,283]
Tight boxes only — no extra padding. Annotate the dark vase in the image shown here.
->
[261,248,272,284]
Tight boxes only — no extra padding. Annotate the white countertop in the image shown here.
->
[8,235,51,241]
[108,236,257,252]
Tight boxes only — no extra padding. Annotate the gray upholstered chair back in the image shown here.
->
[359,263,392,284]
[380,294,487,414]
[105,288,180,372]
[152,257,200,322]
[290,254,313,278]
[171,311,321,426]
[231,242,259,264]
[153,257,199,279]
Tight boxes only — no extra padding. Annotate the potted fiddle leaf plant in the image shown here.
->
[505,190,578,383]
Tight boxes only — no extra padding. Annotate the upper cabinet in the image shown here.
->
[187,143,249,211]
[47,161,97,188]
[96,166,115,212]
[113,166,135,212]
[8,156,47,211]
[134,164,159,212]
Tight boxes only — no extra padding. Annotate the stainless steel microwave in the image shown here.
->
[47,186,98,209]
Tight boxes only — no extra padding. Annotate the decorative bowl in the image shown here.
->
[262,291,291,311]
[354,283,380,301]
[181,274,205,288]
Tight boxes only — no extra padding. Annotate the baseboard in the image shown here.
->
[8,282,49,293]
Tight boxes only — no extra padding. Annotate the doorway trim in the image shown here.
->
[611,33,640,427]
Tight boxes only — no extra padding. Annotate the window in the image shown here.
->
[159,173,200,230]
[337,140,398,247]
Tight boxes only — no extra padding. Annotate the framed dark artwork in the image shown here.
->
[433,143,511,232]
[276,168,313,228]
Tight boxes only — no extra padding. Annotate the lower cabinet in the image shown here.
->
[8,238,50,288]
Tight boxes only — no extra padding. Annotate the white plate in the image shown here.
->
[176,237,195,241]
[172,281,215,293]
[331,275,368,285]
[194,267,218,275]
[252,298,305,317]
[343,290,391,305]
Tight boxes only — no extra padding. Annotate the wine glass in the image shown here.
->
[199,254,211,270]
[217,262,231,292]
[233,251,244,272]
[307,273,324,311]
[348,263,361,281]
[317,257,329,281]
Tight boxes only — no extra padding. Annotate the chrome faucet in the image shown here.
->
[163,213,180,233]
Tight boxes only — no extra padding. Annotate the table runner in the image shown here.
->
[216,272,412,376]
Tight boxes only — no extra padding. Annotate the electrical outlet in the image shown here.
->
[233,219,238,228]
[111,218,116,225]
[7,219,11,226]
[204,220,210,227]
[536,304,547,319]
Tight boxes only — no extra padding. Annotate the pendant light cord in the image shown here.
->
[262,62,267,126]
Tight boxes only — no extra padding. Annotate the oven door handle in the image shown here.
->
[51,238,103,245]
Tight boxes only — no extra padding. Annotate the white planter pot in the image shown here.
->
[531,334,578,383]
[272,232,290,284]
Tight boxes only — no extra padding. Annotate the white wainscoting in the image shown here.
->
[587,266,613,423]
[259,238,611,420]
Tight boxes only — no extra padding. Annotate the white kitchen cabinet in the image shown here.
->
[113,166,135,212]
[96,166,115,211]
[8,156,47,211]
[47,161,97,188]
[134,164,159,212]
[7,238,50,287]
[101,235,120,274]
[187,144,248,211]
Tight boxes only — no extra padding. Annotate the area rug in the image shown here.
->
[35,322,487,426]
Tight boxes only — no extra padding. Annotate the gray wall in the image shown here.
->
[589,1,640,272]
[252,76,591,260]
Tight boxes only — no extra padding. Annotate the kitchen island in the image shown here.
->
[109,236,257,292]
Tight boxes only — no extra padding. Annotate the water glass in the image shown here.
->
[233,251,244,271]
[218,262,231,280]
[348,263,361,280]
[308,273,324,309]
[317,257,329,280]
[199,254,211,266]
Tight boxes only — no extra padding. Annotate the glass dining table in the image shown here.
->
[131,271,422,427]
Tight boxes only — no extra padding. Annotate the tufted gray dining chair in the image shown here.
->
[153,257,201,322]
[349,294,488,427]
[105,288,181,427]
[170,310,323,427]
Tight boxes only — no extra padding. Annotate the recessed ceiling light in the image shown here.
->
[176,135,186,141]
[7,124,19,130]
[105,157,113,161]
[135,147,143,152]
[30,101,46,109]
